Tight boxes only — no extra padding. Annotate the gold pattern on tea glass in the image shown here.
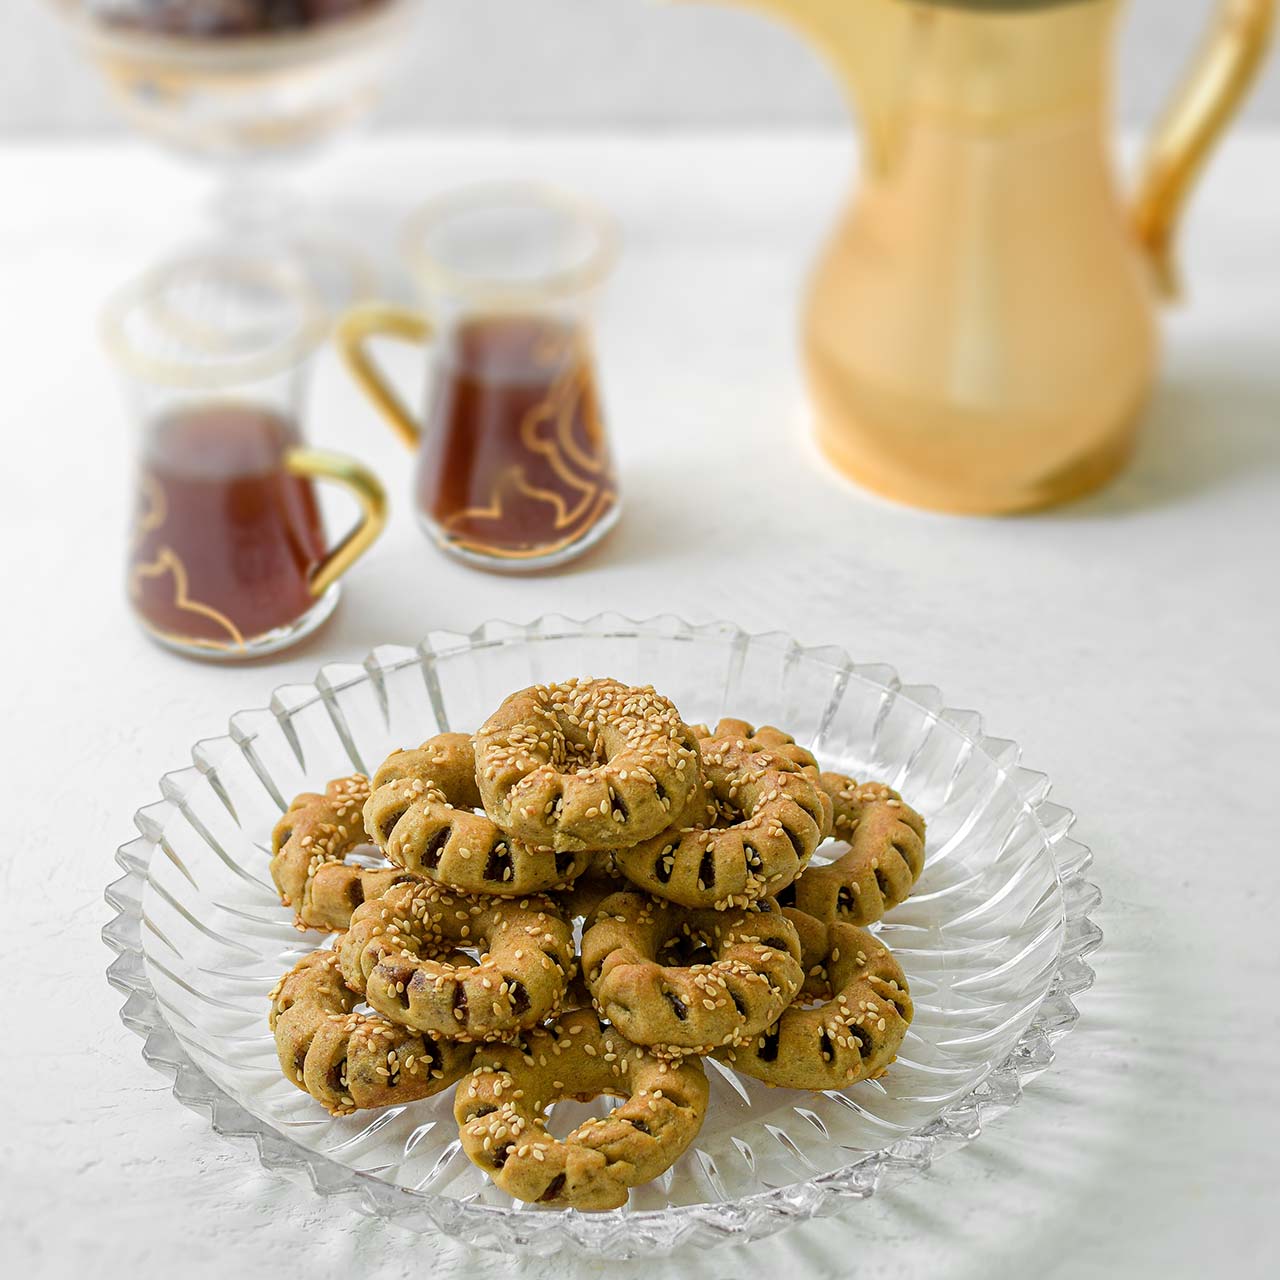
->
[130,472,167,552]
[129,546,247,652]
[442,349,617,560]
[127,475,246,651]
[443,481,618,562]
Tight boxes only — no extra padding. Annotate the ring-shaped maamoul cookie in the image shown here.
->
[364,733,590,896]
[454,1008,710,1209]
[271,775,380,929]
[614,739,833,909]
[703,718,819,773]
[338,880,576,1042]
[580,891,804,1054]
[716,907,913,1089]
[474,679,702,852]
[269,950,472,1115]
[777,774,926,926]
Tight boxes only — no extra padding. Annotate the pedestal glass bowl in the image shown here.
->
[104,615,1101,1256]
[53,1,424,300]
[55,1,420,163]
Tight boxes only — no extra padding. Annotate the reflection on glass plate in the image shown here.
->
[104,615,1101,1256]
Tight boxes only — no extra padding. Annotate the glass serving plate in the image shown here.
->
[104,615,1101,1257]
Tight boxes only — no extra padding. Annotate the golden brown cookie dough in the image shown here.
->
[365,733,590,896]
[581,891,804,1055]
[270,774,372,928]
[474,679,702,852]
[614,738,833,909]
[269,949,472,1115]
[716,907,912,1090]
[778,775,926,926]
[704,719,819,772]
[455,1008,709,1209]
[300,863,425,933]
[372,731,483,795]
[338,880,576,1042]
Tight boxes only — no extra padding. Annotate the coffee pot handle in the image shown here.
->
[1133,0,1275,298]
[336,304,435,449]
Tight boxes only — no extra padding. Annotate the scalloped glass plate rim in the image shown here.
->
[103,612,1101,1253]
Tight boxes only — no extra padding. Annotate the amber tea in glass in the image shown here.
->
[414,313,618,562]
[130,404,332,646]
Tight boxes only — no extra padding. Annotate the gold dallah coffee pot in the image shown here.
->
[697,0,1274,512]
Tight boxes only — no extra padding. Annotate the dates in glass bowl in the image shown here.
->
[84,1,388,38]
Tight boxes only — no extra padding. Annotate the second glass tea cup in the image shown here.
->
[337,184,622,571]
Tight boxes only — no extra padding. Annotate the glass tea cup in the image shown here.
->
[103,250,387,659]
[337,184,622,571]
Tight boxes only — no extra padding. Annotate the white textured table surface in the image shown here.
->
[2,133,1278,1280]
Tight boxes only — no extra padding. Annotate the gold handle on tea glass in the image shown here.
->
[1133,0,1276,298]
[336,304,434,449]
[285,448,388,598]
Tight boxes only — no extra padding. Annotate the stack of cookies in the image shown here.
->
[266,678,925,1210]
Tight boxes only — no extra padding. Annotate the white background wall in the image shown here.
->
[4,0,1279,133]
